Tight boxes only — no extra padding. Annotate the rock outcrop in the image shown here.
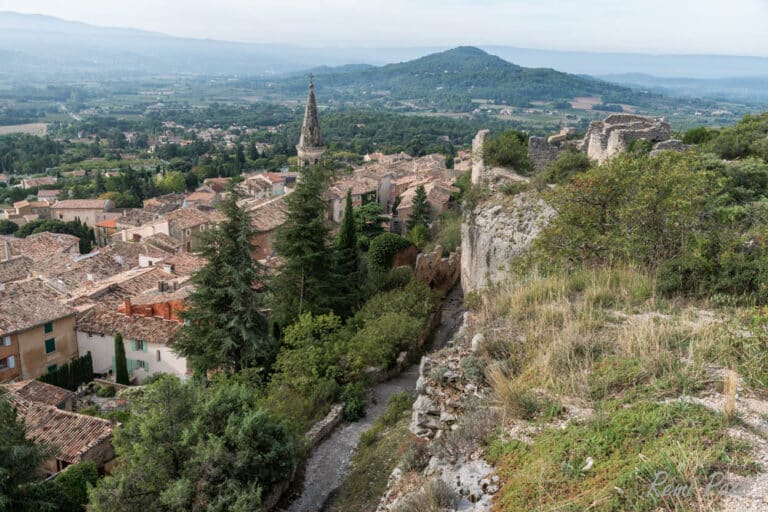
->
[461,193,555,293]
[414,245,461,294]
[584,114,671,163]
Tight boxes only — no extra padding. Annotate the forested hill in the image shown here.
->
[271,46,648,111]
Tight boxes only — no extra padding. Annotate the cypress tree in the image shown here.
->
[114,332,130,385]
[335,189,360,314]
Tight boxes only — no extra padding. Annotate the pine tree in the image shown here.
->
[407,184,431,230]
[173,192,274,376]
[270,164,338,327]
[114,332,129,385]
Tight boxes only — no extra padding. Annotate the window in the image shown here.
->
[44,322,53,334]
[132,340,148,352]
[0,356,14,370]
[44,338,56,354]
[136,360,149,371]
[2,335,10,347]
[47,364,57,372]
[156,350,161,362]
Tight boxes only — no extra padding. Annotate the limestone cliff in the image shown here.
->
[460,192,555,293]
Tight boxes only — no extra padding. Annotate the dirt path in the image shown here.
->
[281,286,465,512]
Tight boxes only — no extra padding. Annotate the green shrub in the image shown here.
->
[538,149,592,184]
[368,233,413,271]
[399,440,430,472]
[96,384,116,398]
[55,461,99,510]
[460,356,486,384]
[341,383,366,422]
[381,391,414,426]
[484,130,533,175]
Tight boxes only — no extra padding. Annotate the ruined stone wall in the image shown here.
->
[584,114,672,163]
[470,129,490,185]
[528,136,563,172]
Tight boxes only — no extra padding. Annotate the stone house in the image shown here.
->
[3,379,76,411]
[12,200,51,219]
[0,279,78,383]
[37,189,62,202]
[164,207,224,253]
[249,195,288,261]
[3,392,114,474]
[77,284,188,383]
[50,199,116,227]
[327,177,379,223]
[94,218,117,247]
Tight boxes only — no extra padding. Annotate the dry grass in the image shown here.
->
[724,369,738,423]
[472,266,721,414]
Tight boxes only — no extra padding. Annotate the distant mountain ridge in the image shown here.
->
[272,46,643,111]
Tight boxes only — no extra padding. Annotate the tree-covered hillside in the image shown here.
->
[263,47,654,111]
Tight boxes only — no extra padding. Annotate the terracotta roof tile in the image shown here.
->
[0,279,74,334]
[4,394,113,464]
[3,380,75,407]
[78,306,181,345]
[0,256,31,284]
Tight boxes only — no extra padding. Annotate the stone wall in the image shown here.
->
[461,191,555,293]
[470,129,490,185]
[584,114,672,163]
[528,136,563,172]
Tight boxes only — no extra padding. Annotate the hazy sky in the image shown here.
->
[1,0,767,56]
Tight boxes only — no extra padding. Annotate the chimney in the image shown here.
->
[85,273,94,289]
[124,298,132,317]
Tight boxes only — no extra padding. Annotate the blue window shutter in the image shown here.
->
[8,356,14,369]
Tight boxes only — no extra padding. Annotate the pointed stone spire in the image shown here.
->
[296,78,326,167]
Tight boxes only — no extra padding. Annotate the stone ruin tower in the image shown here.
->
[470,129,490,185]
[296,79,326,167]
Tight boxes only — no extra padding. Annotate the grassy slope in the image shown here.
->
[468,267,762,511]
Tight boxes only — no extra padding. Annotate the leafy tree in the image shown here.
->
[536,152,722,265]
[683,126,717,145]
[174,193,274,376]
[55,462,99,512]
[484,130,534,175]
[353,202,387,250]
[368,233,413,271]
[407,185,431,230]
[406,223,430,250]
[90,376,198,512]
[271,165,338,327]
[0,398,51,512]
[156,171,186,194]
[114,332,129,385]
[90,376,296,512]
[0,219,18,235]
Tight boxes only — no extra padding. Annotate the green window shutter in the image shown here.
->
[44,322,53,333]
[143,341,148,353]
[44,338,56,354]
[131,340,136,351]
